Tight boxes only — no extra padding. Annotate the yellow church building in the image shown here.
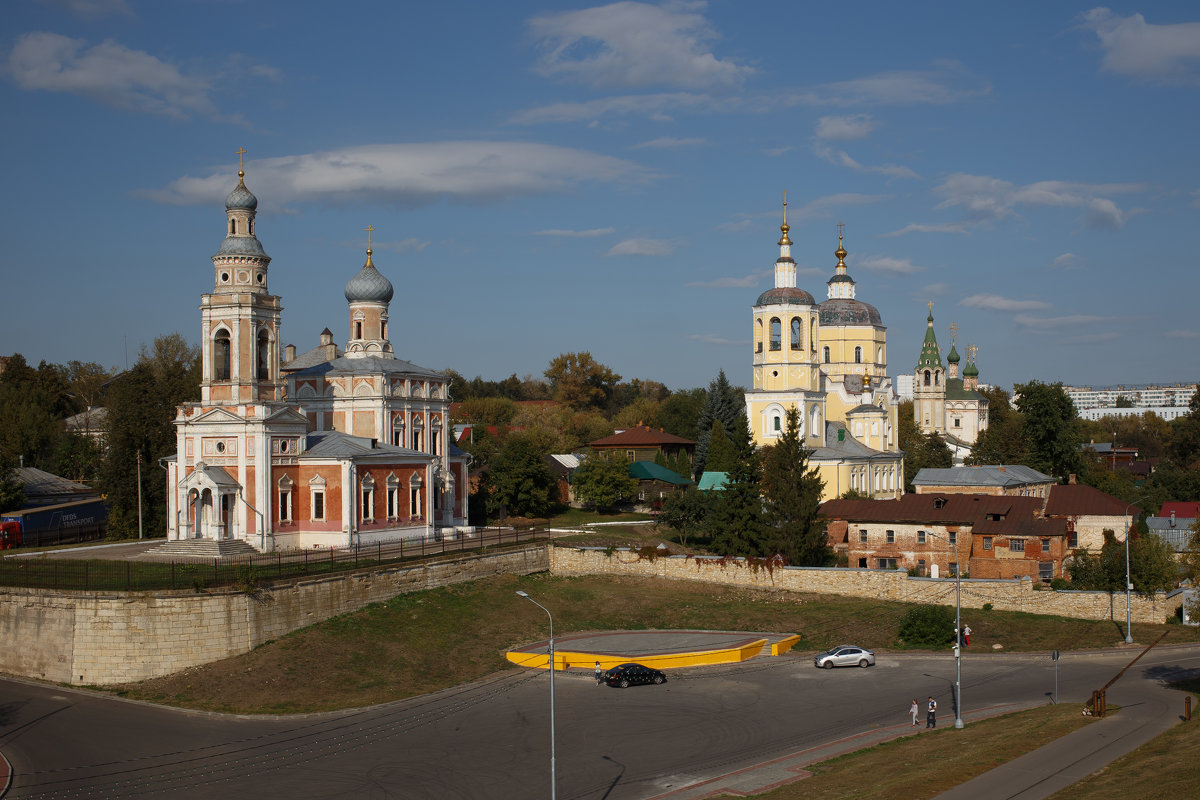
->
[744,201,904,501]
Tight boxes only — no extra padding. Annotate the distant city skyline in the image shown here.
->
[3,1,1199,392]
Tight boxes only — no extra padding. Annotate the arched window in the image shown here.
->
[213,330,231,381]
[790,317,802,350]
[773,415,781,432]
[810,319,817,352]
[823,346,830,363]
[354,321,363,340]
[924,369,931,386]
[935,370,941,386]
[230,219,237,235]
[257,329,270,380]
[755,319,763,353]
[769,318,782,351]
[854,346,862,364]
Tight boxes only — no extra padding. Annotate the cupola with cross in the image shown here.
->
[343,225,395,359]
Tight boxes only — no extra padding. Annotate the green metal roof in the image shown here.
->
[628,461,693,486]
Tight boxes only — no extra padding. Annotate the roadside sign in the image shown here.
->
[1052,650,1060,662]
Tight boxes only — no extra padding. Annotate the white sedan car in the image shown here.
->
[813,644,876,669]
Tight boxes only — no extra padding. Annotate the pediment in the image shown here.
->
[264,406,312,427]
[187,407,249,425]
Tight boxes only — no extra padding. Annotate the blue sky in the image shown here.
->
[3,0,1199,393]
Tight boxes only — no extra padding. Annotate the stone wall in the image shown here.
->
[0,545,547,686]
[550,547,1181,625]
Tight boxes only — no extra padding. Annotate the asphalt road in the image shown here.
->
[2,646,1197,800]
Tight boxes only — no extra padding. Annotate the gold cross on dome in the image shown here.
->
[782,190,787,220]
[928,300,934,314]
[838,221,845,239]
[235,147,247,171]
[948,322,959,346]
[364,224,374,250]
[968,344,979,364]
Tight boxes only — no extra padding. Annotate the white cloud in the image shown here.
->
[630,136,706,149]
[856,255,923,275]
[881,222,972,237]
[1081,8,1200,83]
[527,1,753,90]
[687,271,770,288]
[813,143,919,178]
[533,227,616,237]
[509,92,721,124]
[8,32,222,119]
[763,146,792,157]
[960,294,1052,312]
[151,143,656,208]
[688,333,745,345]
[41,0,132,17]
[815,114,877,141]
[1165,329,1200,339]
[607,237,675,256]
[1013,313,1112,329]
[789,61,991,106]
[1051,252,1084,269]
[933,173,1145,230]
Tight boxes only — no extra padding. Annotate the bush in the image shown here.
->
[982,602,993,612]
[1049,578,1071,590]
[897,604,955,647]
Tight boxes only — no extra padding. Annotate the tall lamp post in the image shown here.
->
[927,530,964,729]
[517,590,557,800]
[1123,497,1147,645]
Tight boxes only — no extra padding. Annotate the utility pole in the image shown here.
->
[137,450,144,539]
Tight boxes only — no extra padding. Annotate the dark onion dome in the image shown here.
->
[344,250,394,303]
[947,345,960,364]
[755,287,815,307]
[818,297,883,326]
[225,175,258,211]
[214,235,268,258]
[963,360,979,377]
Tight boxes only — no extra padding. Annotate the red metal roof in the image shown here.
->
[1044,484,1137,518]
[1159,501,1200,519]
[589,425,695,447]
[820,494,1045,526]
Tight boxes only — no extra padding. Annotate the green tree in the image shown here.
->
[897,401,952,491]
[707,414,767,557]
[1013,380,1081,481]
[0,354,68,469]
[657,486,712,547]
[571,455,638,511]
[1114,395,1135,408]
[965,388,1028,466]
[898,604,956,646]
[1129,532,1179,597]
[0,451,24,513]
[704,420,737,473]
[694,370,744,478]
[99,335,201,538]
[544,352,620,411]
[655,387,706,441]
[1069,528,1177,596]
[760,407,829,566]
[1167,389,1200,468]
[484,431,559,519]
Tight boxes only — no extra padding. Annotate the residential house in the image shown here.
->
[627,461,692,510]
[1146,503,1198,553]
[1042,483,1139,553]
[911,465,1055,500]
[821,493,1068,581]
[588,425,695,467]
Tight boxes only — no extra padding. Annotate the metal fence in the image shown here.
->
[0,526,554,592]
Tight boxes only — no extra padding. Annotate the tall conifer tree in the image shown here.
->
[760,407,829,565]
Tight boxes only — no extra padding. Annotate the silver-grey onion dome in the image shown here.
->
[344,251,394,303]
[225,174,258,211]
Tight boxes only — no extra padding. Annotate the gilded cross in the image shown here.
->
[968,344,979,364]
[948,322,959,347]
[236,147,247,172]
[928,300,934,314]
[782,190,788,223]
[364,224,374,250]
[837,221,845,239]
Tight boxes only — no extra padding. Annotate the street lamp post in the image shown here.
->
[927,530,964,729]
[517,590,557,800]
[1123,497,1147,645]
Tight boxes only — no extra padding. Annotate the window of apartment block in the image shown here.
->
[1011,538,1025,552]
[982,536,992,550]
[886,529,895,543]
[917,530,926,544]
[859,529,868,543]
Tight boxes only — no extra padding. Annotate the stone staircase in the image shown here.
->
[139,538,262,560]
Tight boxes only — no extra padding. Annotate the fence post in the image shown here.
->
[171,560,175,590]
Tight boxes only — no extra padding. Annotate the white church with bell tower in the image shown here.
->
[164,151,469,552]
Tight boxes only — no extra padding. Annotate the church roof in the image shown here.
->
[344,251,394,303]
[916,313,942,370]
[807,421,897,461]
[214,236,268,258]
[946,378,988,402]
[225,176,258,211]
[302,430,430,459]
[818,297,883,326]
[281,343,345,372]
[289,355,442,379]
[755,287,815,307]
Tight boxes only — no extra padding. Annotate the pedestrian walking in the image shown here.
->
[963,625,972,646]
[909,698,919,727]
[595,661,604,685]
[927,696,937,728]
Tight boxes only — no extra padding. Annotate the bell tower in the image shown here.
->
[200,149,283,405]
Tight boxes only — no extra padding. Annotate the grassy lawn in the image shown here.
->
[755,704,1093,800]
[111,572,1200,714]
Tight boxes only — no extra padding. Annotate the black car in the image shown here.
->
[603,663,667,688]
